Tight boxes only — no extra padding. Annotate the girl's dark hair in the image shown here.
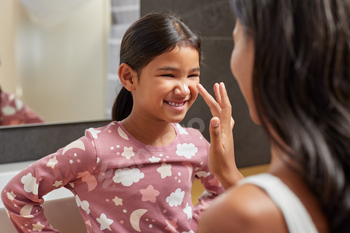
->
[231,0,350,232]
[112,12,202,121]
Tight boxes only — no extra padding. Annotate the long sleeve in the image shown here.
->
[1,130,97,232]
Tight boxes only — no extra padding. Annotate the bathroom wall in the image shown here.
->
[0,0,18,93]
[141,0,271,168]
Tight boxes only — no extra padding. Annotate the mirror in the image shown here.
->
[0,0,113,126]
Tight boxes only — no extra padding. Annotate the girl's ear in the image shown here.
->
[118,63,138,91]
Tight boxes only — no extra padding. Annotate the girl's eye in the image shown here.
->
[188,74,199,78]
[161,74,174,77]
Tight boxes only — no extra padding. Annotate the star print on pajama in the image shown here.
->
[140,185,160,203]
[1,121,225,232]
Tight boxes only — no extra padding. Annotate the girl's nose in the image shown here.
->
[175,83,190,96]
[183,83,189,92]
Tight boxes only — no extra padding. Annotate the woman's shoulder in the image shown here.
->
[197,181,289,233]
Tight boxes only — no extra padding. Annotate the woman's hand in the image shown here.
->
[197,83,243,189]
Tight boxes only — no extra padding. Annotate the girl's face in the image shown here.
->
[132,46,200,123]
[230,20,259,124]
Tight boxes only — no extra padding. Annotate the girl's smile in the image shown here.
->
[165,101,187,107]
[164,100,188,113]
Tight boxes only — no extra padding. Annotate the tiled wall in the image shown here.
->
[141,0,271,168]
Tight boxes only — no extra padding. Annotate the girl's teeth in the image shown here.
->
[168,102,184,107]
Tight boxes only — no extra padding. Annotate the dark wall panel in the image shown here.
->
[0,120,110,164]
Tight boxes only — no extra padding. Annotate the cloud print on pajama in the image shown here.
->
[21,173,39,195]
[176,143,198,159]
[3,122,224,232]
[113,168,145,186]
[166,188,185,207]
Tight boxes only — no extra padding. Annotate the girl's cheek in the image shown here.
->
[189,79,199,94]
[190,86,199,99]
[189,77,200,86]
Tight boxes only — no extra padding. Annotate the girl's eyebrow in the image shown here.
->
[156,66,200,72]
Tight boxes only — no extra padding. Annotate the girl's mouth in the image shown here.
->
[166,101,186,107]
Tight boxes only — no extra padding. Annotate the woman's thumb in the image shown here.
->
[209,117,221,145]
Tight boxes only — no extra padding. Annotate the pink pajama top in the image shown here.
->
[1,121,224,232]
[0,91,45,126]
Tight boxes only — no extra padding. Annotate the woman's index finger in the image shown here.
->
[213,83,222,107]
[218,82,233,132]
[197,83,221,117]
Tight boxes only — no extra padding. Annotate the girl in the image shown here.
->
[1,13,226,232]
[197,0,350,232]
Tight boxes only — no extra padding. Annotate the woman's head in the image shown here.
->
[112,12,202,121]
[231,0,350,142]
[231,0,350,231]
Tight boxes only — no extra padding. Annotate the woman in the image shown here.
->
[197,0,350,232]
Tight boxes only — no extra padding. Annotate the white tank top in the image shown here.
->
[238,173,319,233]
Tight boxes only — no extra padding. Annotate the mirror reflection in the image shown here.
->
[0,0,118,126]
[0,85,45,126]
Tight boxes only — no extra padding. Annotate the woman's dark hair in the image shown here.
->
[231,0,350,232]
[112,12,202,121]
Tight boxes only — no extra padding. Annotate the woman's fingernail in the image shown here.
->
[212,118,219,127]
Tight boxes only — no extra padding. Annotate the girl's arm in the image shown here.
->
[1,131,97,232]
[197,83,243,189]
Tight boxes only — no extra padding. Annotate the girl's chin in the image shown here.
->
[165,113,187,124]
